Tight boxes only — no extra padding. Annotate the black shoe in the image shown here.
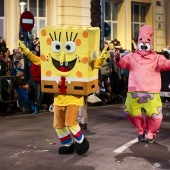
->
[145,138,154,144]
[74,137,89,155]
[58,143,74,154]
[138,131,146,141]
[138,134,145,141]
[81,123,87,130]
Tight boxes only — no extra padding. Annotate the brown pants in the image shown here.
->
[53,105,79,128]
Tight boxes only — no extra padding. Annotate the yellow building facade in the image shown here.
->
[2,0,170,52]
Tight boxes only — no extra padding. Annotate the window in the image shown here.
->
[19,0,46,37]
[131,4,146,41]
[0,0,5,38]
[104,2,118,41]
[29,0,37,17]
[0,0,4,17]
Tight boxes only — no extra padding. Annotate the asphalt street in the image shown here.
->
[0,104,170,170]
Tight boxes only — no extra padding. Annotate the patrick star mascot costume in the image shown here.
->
[114,25,170,143]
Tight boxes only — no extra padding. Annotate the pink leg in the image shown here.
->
[125,113,146,135]
[145,115,163,139]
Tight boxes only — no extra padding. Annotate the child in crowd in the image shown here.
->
[11,60,24,76]
[17,79,37,114]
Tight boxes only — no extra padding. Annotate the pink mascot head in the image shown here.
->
[136,25,153,56]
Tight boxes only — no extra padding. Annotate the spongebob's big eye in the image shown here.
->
[65,41,76,53]
[138,42,145,51]
[51,41,62,53]
[144,42,151,52]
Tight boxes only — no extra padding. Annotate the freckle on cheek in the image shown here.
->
[46,38,52,45]
[82,57,88,64]
[76,39,81,46]
[76,71,82,78]
[46,70,52,76]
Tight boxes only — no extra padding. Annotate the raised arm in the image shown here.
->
[93,45,110,69]
[113,49,130,69]
[19,40,41,65]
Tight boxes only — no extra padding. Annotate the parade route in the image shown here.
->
[0,104,170,170]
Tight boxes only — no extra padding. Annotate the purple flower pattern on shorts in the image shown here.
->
[132,92,154,104]
[124,111,130,116]
[152,106,162,119]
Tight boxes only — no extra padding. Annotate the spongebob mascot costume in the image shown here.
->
[19,26,109,155]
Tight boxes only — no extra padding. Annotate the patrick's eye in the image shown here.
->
[65,41,76,53]
[138,42,145,51]
[144,42,151,52]
[51,41,62,53]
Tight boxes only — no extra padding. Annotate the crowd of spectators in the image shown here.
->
[1,35,169,114]
[87,39,132,106]
[0,35,53,115]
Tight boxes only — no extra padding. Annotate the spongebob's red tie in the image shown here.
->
[59,66,68,94]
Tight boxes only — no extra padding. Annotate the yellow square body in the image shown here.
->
[39,26,100,95]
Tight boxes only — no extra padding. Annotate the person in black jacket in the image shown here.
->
[0,37,6,51]
[0,53,7,76]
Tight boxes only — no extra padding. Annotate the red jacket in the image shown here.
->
[30,63,41,82]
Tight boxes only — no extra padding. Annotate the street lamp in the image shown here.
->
[20,2,26,14]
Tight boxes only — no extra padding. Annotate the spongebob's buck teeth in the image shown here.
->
[52,58,77,72]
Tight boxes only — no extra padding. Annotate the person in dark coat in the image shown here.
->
[1,70,13,101]
[0,37,6,51]
[0,53,7,76]
[17,79,37,114]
